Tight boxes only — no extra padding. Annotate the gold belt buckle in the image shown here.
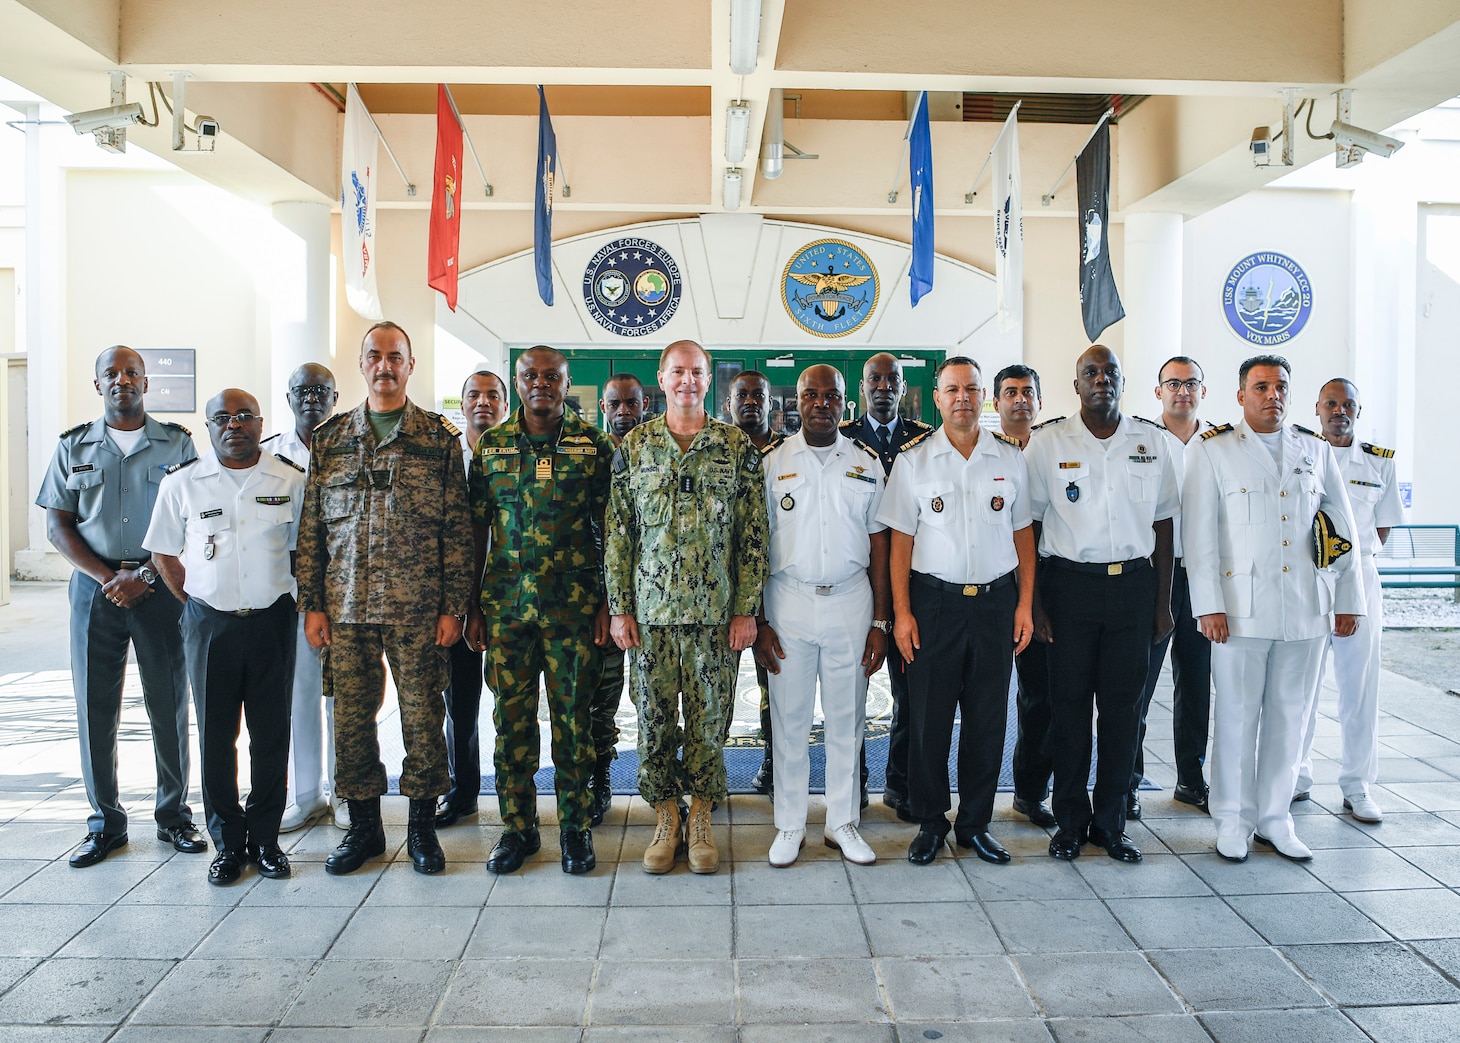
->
[1107,563,1123,576]
[962,583,980,597]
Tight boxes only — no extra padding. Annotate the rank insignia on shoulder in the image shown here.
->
[993,431,1022,448]
[162,421,192,436]
[261,432,281,443]
[1132,415,1161,427]
[273,453,305,472]
[1361,442,1395,458]
[760,433,786,455]
[611,447,629,474]
[164,459,197,474]
[437,415,461,438]
[60,422,88,439]
[1031,417,1066,431]
[255,495,291,505]
[900,431,932,452]
[1292,424,1322,438]
[1200,424,1234,441]
[856,441,879,459]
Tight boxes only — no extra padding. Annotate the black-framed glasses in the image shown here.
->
[208,412,262,427]
[1161,379,1202,392]
[290,385,334,400]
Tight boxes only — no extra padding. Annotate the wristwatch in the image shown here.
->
[136,563,158,586]
[871,619,891,633]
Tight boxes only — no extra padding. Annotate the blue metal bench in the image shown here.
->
[1375,524,1460,601]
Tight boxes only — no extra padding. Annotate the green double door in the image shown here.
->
[510,347,942,436]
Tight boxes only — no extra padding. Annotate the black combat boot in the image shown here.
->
[324,797,386,876]
[589,753,614,826]
[406,798,446,874]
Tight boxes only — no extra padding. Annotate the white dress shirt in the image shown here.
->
[262,427,310,472]
[1331,441,1403,557]
[1026,413,1179,563]
[877,426,1030,584]
[144,452,306,611]
[764,432,886,585]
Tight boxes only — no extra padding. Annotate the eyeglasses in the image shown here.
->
[208,412,262,427]
[290,385,334,400]
[1161,379,1203,392]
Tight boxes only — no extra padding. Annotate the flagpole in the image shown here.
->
[1040,106,1114,207]
[443,84,493,197]
[886,91,925,204]
[965,100,1020,203]
[353,83,416,197]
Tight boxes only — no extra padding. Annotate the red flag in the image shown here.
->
[428,84,464,310]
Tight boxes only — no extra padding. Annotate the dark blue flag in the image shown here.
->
[908,91,934,306]
[1076,120,1124,340]
[534,85,556,307]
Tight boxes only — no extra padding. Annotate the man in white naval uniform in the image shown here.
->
[1184,355,1364,863]
[262,363,341,832]
[1294,378,1402,823]
[755,364,890,868]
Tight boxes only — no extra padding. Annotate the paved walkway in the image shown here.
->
[3,582,1460,1040]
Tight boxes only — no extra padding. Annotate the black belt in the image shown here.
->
[192,594,293,618]
[912,570,1015,598]
[100,558,143,571]
[1045,555,1151,576]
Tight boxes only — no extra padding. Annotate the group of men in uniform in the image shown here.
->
[39,327,1398,880]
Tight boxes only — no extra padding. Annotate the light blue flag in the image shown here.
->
[908,91,934,306]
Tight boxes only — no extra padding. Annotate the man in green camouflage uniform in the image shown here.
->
[466,346,614,875]
[606,340,769,875]
[297,321,473,877]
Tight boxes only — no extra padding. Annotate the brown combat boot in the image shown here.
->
[686,796,719,874]
[642,799,682,874]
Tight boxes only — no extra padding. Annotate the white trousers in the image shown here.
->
[284,614,335,811]
[1297,561,1381,798]
[1209,634,1326,841]
[765,573,873,833]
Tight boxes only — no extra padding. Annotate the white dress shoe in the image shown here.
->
[1344,794,1384,824]
[333,801,352,830]
[1215,833,1249,863]
[1254,832,1313,862]
[824,823,876,865]
[769,828,805,868]
[279,797,328,834]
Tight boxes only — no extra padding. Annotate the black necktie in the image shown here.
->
[876,424,892,454]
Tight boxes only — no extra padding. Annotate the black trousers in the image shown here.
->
[1042,561,1155,836]
[881,640,911,797]
[443,634,484,808]
[1011,638,1054,803]
[905,575,1016,835]
[181,594,296,852]
[1131,563,1212,792]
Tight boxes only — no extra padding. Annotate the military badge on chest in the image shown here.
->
[931,496,944,513]
[1066,482,1080,503]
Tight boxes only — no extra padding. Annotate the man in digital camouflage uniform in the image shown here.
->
[467,346,614,875]
[606,340,769,875]
[297,320,474,877]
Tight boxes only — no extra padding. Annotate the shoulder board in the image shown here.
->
[1132,415,1161,427]
[1292,424,1322,439]
[60,422,87,439]
[855,440,879,460]
[899,430,933,453]
[1031,416,1066,431]
[436,414,461,438]
[993,431,1022,449]
[1200,423,1234,441]
[164,458,198,475]
[1361,442,1395,458]
[611,446,628,474]
[907,418,935,433]
[759,433,786,456]
[273,452,305,472]
[162,421,192,437]
[261,432,281,444]
[838,418,855,430]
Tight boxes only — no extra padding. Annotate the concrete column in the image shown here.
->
[268,201,332,424]
[1120,211,1185,404]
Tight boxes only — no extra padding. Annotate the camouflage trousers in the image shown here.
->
[632,624,735,804]
[327,623,449,801]
[591,647,626,759]
[721,654,771,745]
[485,615,599,832]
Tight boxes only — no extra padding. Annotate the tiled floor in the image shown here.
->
[3,582,1460,1040]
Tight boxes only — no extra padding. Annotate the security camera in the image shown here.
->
[195,116,219,152]
[1328,120,1404,159]
[1249,126,1272,166]
[64,102,144,135]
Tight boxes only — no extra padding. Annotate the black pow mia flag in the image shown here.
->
[1076,120,1125,341]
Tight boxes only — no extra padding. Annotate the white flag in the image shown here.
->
[341,83,384,321]
[992,105,1023,332]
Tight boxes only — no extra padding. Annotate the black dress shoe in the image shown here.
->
[208,849,247,885]
[861,785,870,811]
[1088,826,1143,863]
[560,828,596,874]
[1012,796,1058,829]
[882,789,918,823]
[751,758,773,796]
[907,827,947,865]
[487,825,542,874]
[157,823,208,854]
[1126,791,1143,821]
[956,830,1011,865]
[248,842,292,879]
[69,831,128,868]
[1048,828,1085,861]
[434,799,478,828]
[1172,783,1209,812]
